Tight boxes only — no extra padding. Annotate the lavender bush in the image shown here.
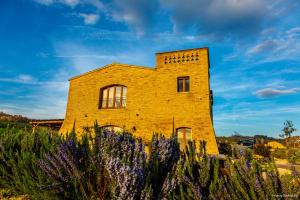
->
[1,122,299,199]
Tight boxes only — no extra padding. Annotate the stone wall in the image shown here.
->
[60,47,219,154]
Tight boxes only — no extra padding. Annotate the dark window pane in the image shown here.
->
[185,78,190,92]
[178,79,183,92]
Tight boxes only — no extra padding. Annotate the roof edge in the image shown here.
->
[156,47,208,55]
[69,62,155,81]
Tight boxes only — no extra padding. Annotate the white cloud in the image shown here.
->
[110,0,158,35]
[0,74,35,84]
[53,41,154,74]
[247,40,278,55]
[86,0,105,10]
[161,0,268,38]
[213,98,300,136]
[61,0,79,7]
[78,13,100,25]
[254,87,300,98]
[214,104,300,121]
[0,76,69,119]
[286,26,300,38]
[0,97,67,119]
[18,74,34,83]
[0,71,68,118]
[35,0,80,8]
[34,0,54,5]
[246,27,300,62]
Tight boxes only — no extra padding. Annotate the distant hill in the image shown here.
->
[0,112,30,123]
[217,134,281,144]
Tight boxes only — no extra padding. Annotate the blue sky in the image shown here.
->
[0,0,300,137]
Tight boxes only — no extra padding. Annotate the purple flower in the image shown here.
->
[162,176,178,195]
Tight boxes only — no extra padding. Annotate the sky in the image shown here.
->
[0,0,300,137]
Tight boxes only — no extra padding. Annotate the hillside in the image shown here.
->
[0,112,30,123]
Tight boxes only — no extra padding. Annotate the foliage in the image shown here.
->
[279,120,297,138]
[253,144,271,158]
[0,121,32,132]
[0,125,60,199]
[272,148,287,159]
[218,141,232,156]
[287,148,300,165]
[37,124,110,200]
[232,145,253,161]
[1,124,300,200]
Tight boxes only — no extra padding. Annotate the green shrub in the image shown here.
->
[218,141,232,156]
[0,126,61,199]
[272,148,287,159]
[254,144,271,158]
[287,148,300,164]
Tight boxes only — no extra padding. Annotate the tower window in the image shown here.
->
[177,77,190,92]
[100,85,127,109]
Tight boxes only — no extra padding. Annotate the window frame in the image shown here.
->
[177,76,190,92]
[99,85,127,109]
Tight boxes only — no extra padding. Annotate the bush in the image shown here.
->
[218,141,232,156]
[287,148,300,164]
[1,124,300,199]
[0,126,60,199]
[272,148,287,159]
[254,144,271,158]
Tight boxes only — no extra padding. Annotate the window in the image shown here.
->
[177,77,190,92]
[177,127,192,151]
[100,85,127,109]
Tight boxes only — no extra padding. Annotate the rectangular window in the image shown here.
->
[177,77,190,92]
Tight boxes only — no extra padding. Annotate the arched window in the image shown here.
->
[102,125,123,133]
[100,85,127,109]
[177,127,192,150]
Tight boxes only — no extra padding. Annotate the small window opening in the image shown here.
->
[177,77,190,92]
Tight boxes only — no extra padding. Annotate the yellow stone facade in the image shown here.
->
[60,47,219,154]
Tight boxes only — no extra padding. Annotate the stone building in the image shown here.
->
[60,47,219,154]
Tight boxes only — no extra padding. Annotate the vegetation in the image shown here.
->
[218,141,232,156]
[279,120,297,139]
[272,148,287,160]
[287,148,300,165]
[253,144,271,158]
[1,123,299,200]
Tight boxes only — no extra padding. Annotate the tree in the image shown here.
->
[279,120,297,139]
